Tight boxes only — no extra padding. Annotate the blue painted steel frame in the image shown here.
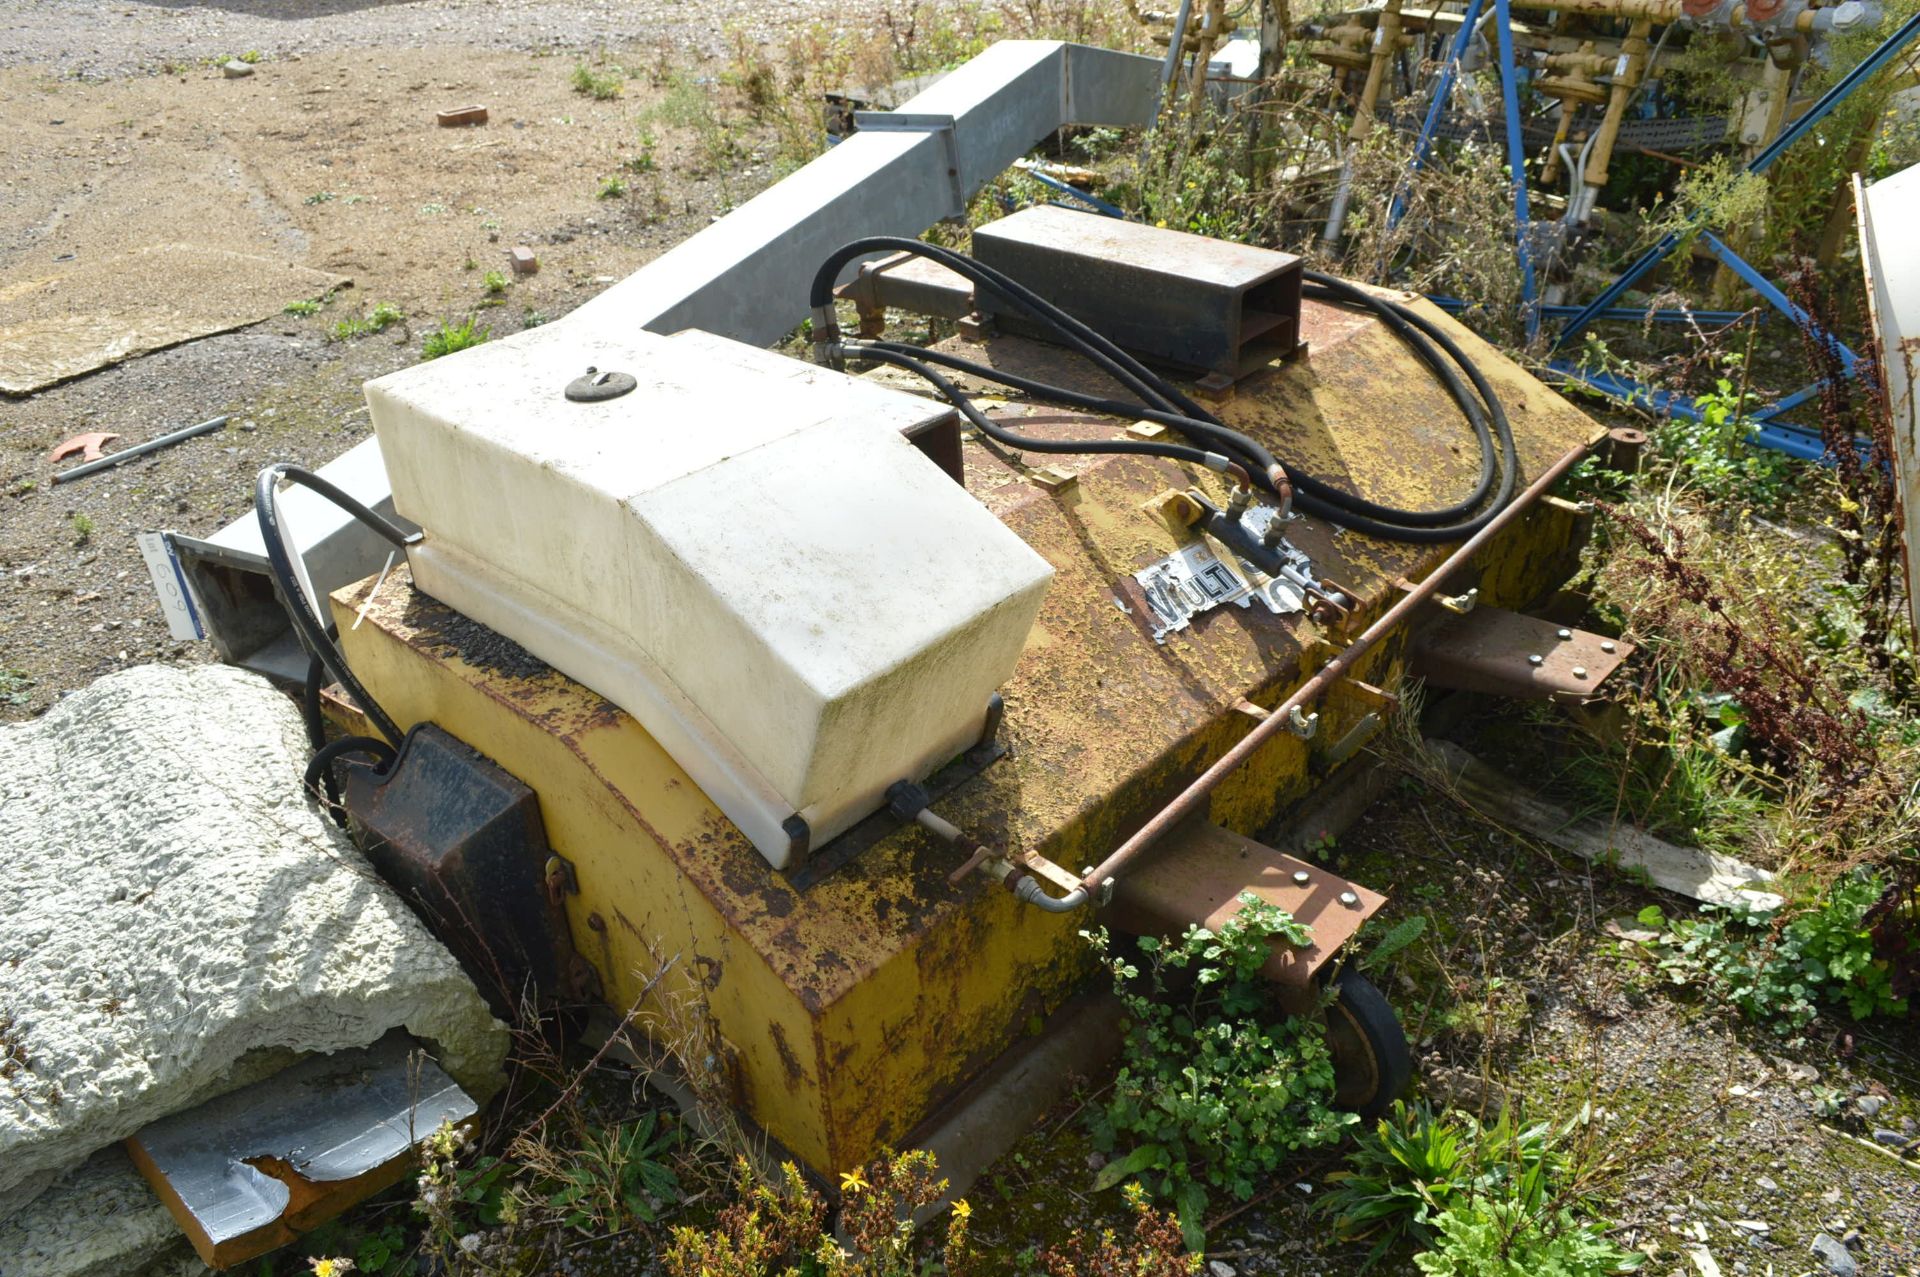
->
[1553,9,1920,353]
[1388,0,1487,228]
[1492,0,1540,339]
[1533,11,1920,452]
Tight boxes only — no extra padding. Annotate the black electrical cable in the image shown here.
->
[813,235,1519,542]
[255,463,411,748]
[304,733,397,825]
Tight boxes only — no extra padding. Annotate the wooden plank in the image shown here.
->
[1423,739,1782,910]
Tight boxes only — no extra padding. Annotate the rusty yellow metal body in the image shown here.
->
[328,293,1603,1179]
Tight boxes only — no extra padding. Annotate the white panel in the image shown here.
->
[1859,164,1920,644]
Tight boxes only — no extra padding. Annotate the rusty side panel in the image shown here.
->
[332,290,1606,1178]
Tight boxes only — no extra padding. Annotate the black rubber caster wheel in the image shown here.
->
[1324,968,1411,1121]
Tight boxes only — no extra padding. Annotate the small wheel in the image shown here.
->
[1324,968,1411,1120]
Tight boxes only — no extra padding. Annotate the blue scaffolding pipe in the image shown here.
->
[1492,0,1540,338]
[1022,166,1132,218]
[1698,230,1859,375]
[1543,360,1834,461]
[1388,0,1487,229]
[1428,295,1749,325]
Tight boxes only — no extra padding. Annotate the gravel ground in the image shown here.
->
[1,0,895,78]
[1,0,853,717]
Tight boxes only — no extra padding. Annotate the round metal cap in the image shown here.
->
[565,366,639,402]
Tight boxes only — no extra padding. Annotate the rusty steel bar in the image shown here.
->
[1073,439,1593,897]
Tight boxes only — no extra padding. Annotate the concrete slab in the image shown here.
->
[0,1149,213,1277]
[0,663,506,1221]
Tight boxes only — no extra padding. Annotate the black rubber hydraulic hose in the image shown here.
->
[304,733,398,824]
[813,238,1519,541]
[847,344,1247,480]
[856,338,1286,481]
[255,463,411,748]
[810,237,1215,426]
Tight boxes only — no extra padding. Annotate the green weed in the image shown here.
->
[0,666,32,707]
[282,290,334,316]
[70,513,94,542]
[331,302,404,341]
[626,125,659,172]
[1083,895,1355,1248]
[1321,1101,1639,1274]
[569,62,623,101]
[1636,870,1908,1031]
[482,269,508,296]
[532,1112,679,1235]
[663,1150,995,1277]
[1651,357,1799,511]
[596,174,627,200]
[421,315,488,360]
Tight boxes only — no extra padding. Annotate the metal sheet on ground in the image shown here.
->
[126,1031,476,1268]
[0,244,347,394]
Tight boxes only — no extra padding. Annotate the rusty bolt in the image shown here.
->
[1292,869,1311,885]
[1527,654,1544,666]
[1338,891,1359,907]
[587,912,607,933]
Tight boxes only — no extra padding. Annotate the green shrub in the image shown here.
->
[1084,894,1355,1247]
[421,315,488,360]
[1638,870,1907,1030]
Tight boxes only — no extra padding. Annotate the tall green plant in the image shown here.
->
[1083,894,1355,1248]
[1321,1102,1639,1275]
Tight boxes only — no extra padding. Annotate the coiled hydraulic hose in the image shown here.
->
[809,237,1518,544]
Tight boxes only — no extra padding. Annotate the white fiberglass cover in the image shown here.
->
[366,324,1052,866]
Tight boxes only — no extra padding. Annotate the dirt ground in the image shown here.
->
[0,1,842,717]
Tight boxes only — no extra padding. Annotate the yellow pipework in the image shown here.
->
[1580,17,1652,207]
[1350,0,1409,143]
